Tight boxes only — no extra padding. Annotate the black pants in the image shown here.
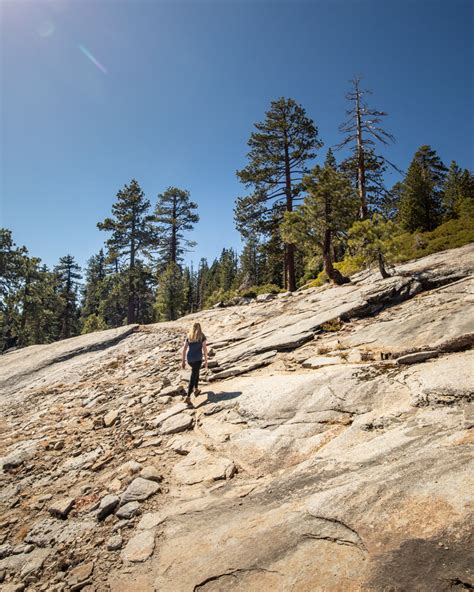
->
[188,360,202,395]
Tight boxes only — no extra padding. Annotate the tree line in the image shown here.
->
[1,77,473,351]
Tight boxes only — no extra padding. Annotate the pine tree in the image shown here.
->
[380,181,404,221]
[281,150,358,285]
[218,248,238,292]
[337,77,398,219]
[399,145,447,231]
[98,179,156,324]
[154,186,199,269]
[235,97,322,291]
[348,214,401,278]
[442,161,474,220]
[196,258,209,309]
[238,237,263,288]
[182,266,194,315]
[339,147,388,214]
[81,249,108,328]
[54,255,82,339]
[0,229,27,350]
[155,262,184,321]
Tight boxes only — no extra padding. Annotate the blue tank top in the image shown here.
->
[186,337,206,363]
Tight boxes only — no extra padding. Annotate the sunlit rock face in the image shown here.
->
[1,244,473,591]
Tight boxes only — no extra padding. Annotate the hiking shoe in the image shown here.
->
[194,388,201,396]
[184,395,193,408]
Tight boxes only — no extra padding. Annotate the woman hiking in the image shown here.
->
[181,322,208,407]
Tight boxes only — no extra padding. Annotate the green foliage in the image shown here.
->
[98,179,156,324]
[392,215,474,261]
[203,288,238,308]
[54,255,82,339]
[81,314,108,334]
[348,214,402,272]
[399,145,447,232]
[239,284,281,298]
[155,262,184,321]
[442,162,474,221]
[281,152,358,283]
[154,186,199,269]
[235,97,322,290]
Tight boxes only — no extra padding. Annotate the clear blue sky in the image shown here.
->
[1,0,473,272]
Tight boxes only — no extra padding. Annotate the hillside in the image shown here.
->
[1,244,473,592]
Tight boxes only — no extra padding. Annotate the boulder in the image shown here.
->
[172,446,235,485]
[120,531,155,562]
[116,501,140,519]
[120,478,160,506]
[96,495,119,521]
[48,497,75,519]
[152,403,188,427]
[159,412,194,435]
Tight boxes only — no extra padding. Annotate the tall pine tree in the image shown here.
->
[154,186,199,269]
[399,145,447,231]
[54,255,82,340]
[235,97,322,291]
[98,179,156,324]
[281,150,358,285]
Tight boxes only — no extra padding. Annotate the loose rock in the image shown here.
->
[120,531,155,562]
[120,478,160,506]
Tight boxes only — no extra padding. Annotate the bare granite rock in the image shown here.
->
[0,244,473,592]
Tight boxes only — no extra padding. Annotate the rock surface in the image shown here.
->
[0,244,473,591]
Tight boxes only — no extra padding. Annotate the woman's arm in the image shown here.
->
[181,339,188,369]
[203,340,208,369]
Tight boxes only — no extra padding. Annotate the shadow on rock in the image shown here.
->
[195,391,242,407]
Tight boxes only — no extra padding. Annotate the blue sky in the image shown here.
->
[1,0,473,272]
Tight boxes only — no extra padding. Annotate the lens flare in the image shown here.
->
[38,20,55,38]
[78,45,107,74]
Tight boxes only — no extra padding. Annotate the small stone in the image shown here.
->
[396,350,438,365]
[20,548,50,578]
[53,440,65,451]
[139,466,162,483]
[159,412,194,435]
[12,544,34,555]
[116,460,142,477]
[2,584,26,592]
[96,494,119,521]
[67,561,94,590]
[106,534,123,551]
[38,494,53,502]
[137,512,166,530]
[103,410,119,427]
[120,478,160,506]
[49,497,75,519]
[152,403,188,427]
[116,501,140,519]
[112,519,132,533]
[108,478,122,492]
[120,530,155,562]
[158,385,186,398]
[0,543,12,558]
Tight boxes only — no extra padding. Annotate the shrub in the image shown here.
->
[240,283,281,298]
[81,314,107,334]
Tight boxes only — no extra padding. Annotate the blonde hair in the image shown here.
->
[188,322,204,343]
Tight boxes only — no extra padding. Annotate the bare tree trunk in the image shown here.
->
[355,79,368,219]
[322,229,350,285]
[283,141,297,291]
[377,251,390,279]
[171,196,177,264]
[127,238,136,325]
